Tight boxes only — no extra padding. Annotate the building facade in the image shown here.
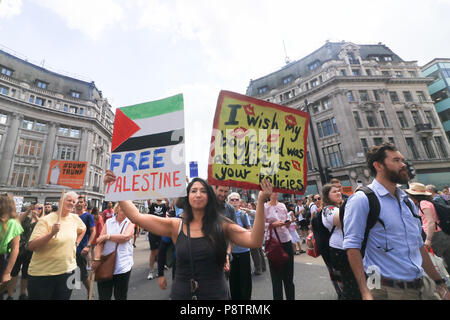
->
[246,41,450,194]
[421,58,450,143]
[0,48,114,208]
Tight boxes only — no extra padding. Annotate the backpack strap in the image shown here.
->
[355,187,382,257]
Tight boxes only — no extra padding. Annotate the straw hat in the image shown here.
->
[405,182,432,196]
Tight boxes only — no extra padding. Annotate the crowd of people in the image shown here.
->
[1,143,449,301]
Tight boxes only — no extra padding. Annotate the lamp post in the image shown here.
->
[304,99,327,186]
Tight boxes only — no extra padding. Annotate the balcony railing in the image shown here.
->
[415,123,432,132]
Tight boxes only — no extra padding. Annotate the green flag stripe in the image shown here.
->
[120,94,183,120]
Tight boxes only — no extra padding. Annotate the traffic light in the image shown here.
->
[406,162,416,180]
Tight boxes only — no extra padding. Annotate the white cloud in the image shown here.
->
[0,0,22,19]
[35,0,125,39]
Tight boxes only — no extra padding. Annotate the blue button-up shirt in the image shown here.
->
[343,179,424,281]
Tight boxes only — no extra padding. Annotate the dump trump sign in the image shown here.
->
[208,90,309,195]
[105,94,187,201]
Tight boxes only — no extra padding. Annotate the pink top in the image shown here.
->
[264,202,292,243]
[419,200,442,233]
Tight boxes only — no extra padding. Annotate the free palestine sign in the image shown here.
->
[106,94,187,201]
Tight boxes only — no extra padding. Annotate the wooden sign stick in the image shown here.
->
[54,189,65,238]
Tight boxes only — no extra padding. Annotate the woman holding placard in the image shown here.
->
[27,191,86,300]
[103,170,270,300]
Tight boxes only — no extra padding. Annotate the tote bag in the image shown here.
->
[264,225,289,269]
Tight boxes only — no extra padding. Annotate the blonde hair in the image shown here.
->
[0,193,18,232]
[113,202,121,215]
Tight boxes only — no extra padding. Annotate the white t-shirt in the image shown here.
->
[321,205,343,250]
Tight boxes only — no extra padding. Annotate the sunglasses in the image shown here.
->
[314,197,321,201]
[229,199,240,202]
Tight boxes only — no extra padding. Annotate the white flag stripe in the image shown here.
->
[131,110,184,138]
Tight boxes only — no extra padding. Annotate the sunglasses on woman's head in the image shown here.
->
[229,199,240,202]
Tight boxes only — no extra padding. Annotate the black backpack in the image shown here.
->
[310,206,336,264]
[339,186,421,257]
[302,204,312,223]
[429,200,450,235]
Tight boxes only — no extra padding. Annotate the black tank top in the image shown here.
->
[170,221,229,300]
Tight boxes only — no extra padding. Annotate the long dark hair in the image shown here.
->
[183,178,228,268]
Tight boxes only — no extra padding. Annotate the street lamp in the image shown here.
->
[304,99,327,186]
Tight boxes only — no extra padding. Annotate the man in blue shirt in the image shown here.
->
[344,143,449,300]
[75,195,96,298]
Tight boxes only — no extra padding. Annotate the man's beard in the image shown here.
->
[385,167,409,184]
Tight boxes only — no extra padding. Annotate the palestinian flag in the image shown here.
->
[112,94,184,152]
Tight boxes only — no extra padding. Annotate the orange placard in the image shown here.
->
[47,160,87,189]
[341,186,354,196]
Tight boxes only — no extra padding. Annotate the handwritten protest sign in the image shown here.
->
[105,94,187,201]
[47,160,87,189]
[208,90,309,195]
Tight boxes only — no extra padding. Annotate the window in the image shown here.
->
[353,111,362,128]
[348,53,359,64]
[389,91,399,103]
[55,145,78,161]
[322,144,344,168]
[366,111,379,127]
[1,66,13,77]
[306,151,313,170]
[311,79,318,87]
[373,138,384,146]
[373,90,381,101]
[311,103,320,114]
[403,91,413,102]
[380,110,389,127]
[421,137,436,158]
[361,138,369,154]
[359,90,369,101]
[71,91,81,99]
[340,70,347,76]
[388,137,395,145]
[69,106,78,114]
[406,137,420,159]
[397,111,408,128]
[258,87,268,95]
[318,118,338,137]
[417,91,426,103]
[282,76,293,85]
[352,69,360,76]
[35,97,44,106]
[322,99,330,110]
[10,165,37,188]
[29,95,35,103]
[308,60,320,70]
[36,81,48,89]
[347,91,355,102]
[0,85,9,95]
[411,111,421,125]
[409,71,417,77]
[395,71,403,78]
[69,128,80,138]
[16,138,42,157]
[0,113,7,125]
[434,136,448,158]
[22,119,34,130]
[382,71,390,76]
[58,126,69,136]
[424,111,436,126]
[365,69,372,76]
[384,56,393,62]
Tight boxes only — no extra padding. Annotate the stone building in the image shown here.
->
[246,41,450,194]
[0,48,114,208]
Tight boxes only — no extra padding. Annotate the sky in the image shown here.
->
[1,0,449,179]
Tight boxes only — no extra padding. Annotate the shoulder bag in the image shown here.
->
[264,225,289,269]
[95,221,127,282]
